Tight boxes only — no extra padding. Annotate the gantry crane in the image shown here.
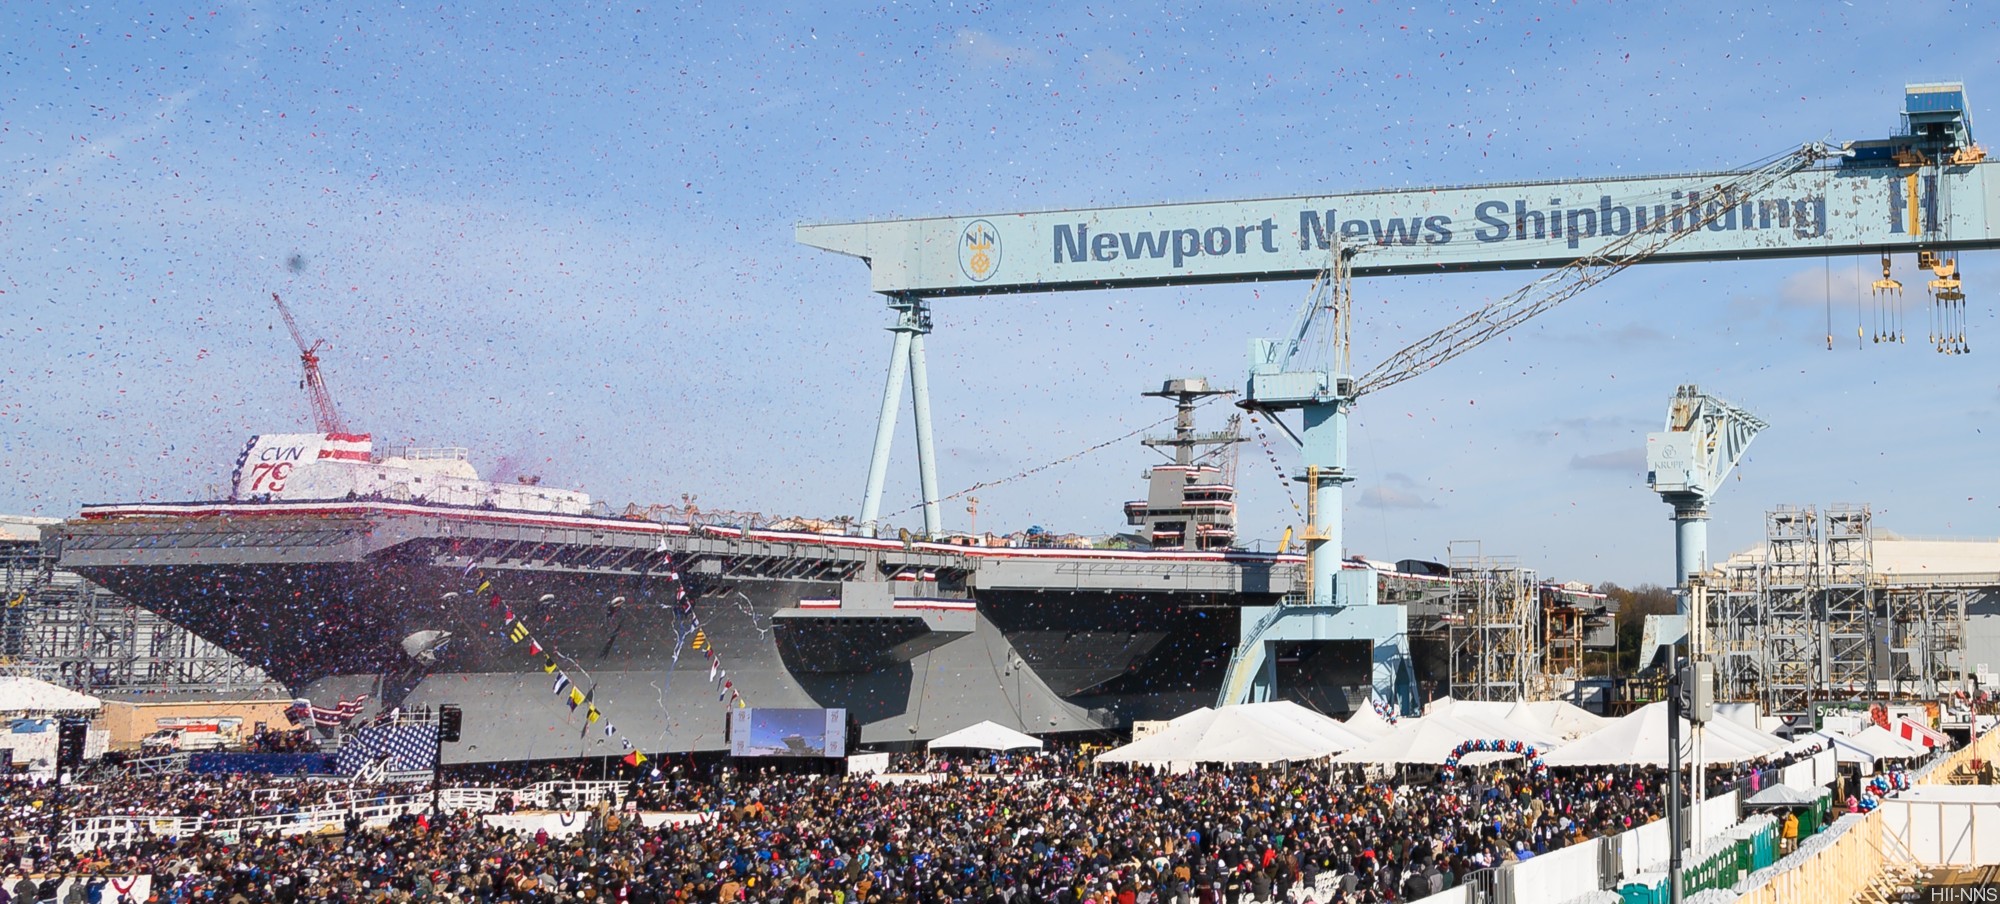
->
[1229,142,1836,709]
[269,292,349,435]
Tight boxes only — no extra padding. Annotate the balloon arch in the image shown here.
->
[1440,739,1548,782]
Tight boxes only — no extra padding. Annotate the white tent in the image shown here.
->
[927,720,1044,751]
[1430,697,1604,742]
[1233,701,1372,747]
[1541,702,1775,768]
[0,677,100,714]
[1426,699,1565,748]
[1810,732,1878,766]
[1343,704,1397,740]
[1331,712,1545,766]
[1701,713,1790,759]
[1842,725,1929,760]
[1095,703,1365,766]
[1743,784,1826,808]
[1526,701,1611,740]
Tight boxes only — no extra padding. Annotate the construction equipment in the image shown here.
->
[1871,254,1905,345]
[269,293,349,435]
[1645,385,1766,619]
[1923,253,1970,354]
[1227,143,1832,710]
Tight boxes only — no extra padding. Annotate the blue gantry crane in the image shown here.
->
[1226,145,1832,711]
[800,82,1987,712]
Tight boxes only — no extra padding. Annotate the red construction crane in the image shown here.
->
[269,292,349,435]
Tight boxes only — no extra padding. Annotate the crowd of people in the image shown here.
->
[0,749,1699,904]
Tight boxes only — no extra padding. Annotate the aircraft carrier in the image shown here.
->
[45,388,1498,764]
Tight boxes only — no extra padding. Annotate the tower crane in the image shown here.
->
[1230,141,1838,709]
[269,292,349,435]
[1645,385,1766,608]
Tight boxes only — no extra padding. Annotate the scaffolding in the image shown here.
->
[1,537,277,694]
[1822,504,1876,694]
[1884,585,1969,698]
[1539,587,1587,691]
[1712,562,1765,705]
[1761,505,1820,721]
[1711,504,1977,719]
[1447,543,1535,701]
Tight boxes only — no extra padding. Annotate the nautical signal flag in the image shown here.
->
[586,705,600,724]
[568,688,585,710]
[623,751,647,767]
[527,639,544,657]
[508,622,530,643]
[691,630,707,650]
[542,656,558,674]
[477,581,491,594]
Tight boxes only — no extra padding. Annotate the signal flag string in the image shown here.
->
[1247,414,1305,530]
[447,552,748,770]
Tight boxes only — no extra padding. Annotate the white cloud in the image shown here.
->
[1357,485,1437,510]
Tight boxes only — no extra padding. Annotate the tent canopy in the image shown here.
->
[1527,701,1612,741]
[1332,712,1543,767]
[1541,702,1775,768]
[1095,702,1365,766]
[1834,725,1929,760]
[1701,712,1790,759]
[1743,784,1827,808]
[0,677,100,714]
[1423,698,1571,747]
[928,720,1044,751]
[1343,704,1396,740]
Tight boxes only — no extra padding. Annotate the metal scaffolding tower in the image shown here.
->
[1,536,277,694]
[1822,505,1877,694]
[1539,587,1587,693]
[1707,503,1987,716]
[1713,562,1766,705]
[1447,543,1535,702]
[1885,584,1968,698]
[1761,506,1821,721]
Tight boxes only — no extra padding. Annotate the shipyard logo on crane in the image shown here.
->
[959,219,1001,282]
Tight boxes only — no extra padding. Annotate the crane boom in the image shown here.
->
[269,292,349,435]
[1353,143,1840,397]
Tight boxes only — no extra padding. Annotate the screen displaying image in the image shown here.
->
[729,707,846,758]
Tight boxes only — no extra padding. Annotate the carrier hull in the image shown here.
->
[53,500,1369,762]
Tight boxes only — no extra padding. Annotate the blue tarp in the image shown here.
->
[186,752,337,775]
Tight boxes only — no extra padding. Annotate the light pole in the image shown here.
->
[433,704,462,817]
[1666,662,1686,904]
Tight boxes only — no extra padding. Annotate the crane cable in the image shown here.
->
[881,396,1228,519]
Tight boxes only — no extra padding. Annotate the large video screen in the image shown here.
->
[729,707,846,758]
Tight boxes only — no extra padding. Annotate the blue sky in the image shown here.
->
[4,1,1998,587]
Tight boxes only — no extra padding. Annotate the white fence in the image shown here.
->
[1878,786,2000,865]
[58,779,633,851]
